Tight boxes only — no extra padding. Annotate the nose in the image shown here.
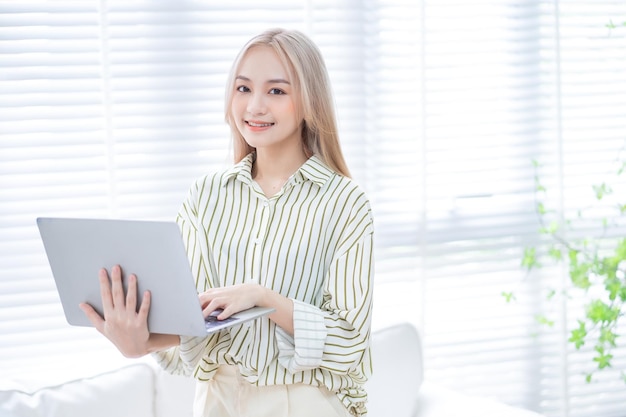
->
[247,91,267,116]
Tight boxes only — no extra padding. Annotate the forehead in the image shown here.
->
[237,45,292,82]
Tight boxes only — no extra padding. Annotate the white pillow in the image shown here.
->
[0,364,154,417]
[366,322,423,417]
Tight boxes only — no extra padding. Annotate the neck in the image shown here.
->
[252,148,308,197]
[252,148,308,181]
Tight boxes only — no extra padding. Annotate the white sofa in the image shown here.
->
[0,323,543,417]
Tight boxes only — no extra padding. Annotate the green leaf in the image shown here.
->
[568,250,592,289]
[522,247,539,270]
[537,202,546,215]
[548,247,562,261]
[546,289,556,300]
[592,183,612,200]
[604,276,621,301]
[585,373,593,384]
[534,171,546,193]
[593,346,613,369]
[536,182,546,193]
[615,238,626,259]
[547,221,559,234]
[501,291,516,303]
[586,300,620,324]
[535,314,555,327]
[599,328,618,348]
[569,320,587,349]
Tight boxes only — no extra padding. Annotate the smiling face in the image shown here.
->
[230,45,303,156]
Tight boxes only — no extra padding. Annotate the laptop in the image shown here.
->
[36,217,274,337]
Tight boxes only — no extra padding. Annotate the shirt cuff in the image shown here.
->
[275,299,328,373]
[152,335,207,377]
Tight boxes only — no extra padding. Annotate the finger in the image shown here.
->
[126,274,138,312]
[202,299,225,318]
[216,306,233,320]
[198,291,214,309]
[99,268,114,313]
[137,290,151,323]
[79,302,105,334]
[110,265,125,308]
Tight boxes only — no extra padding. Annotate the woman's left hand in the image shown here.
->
[198,283,265,320]
[199,282,295,336]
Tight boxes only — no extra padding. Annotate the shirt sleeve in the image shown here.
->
[275,299,329,371]
[276,202,374,374]
[151,335,209,376]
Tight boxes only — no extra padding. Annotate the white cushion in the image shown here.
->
[0,364,154,417]
[416,382,544,417]
[366,322,423,417]
[153,368,195,417]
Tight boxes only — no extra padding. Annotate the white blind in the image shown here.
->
[417,2,626,417]
[2,1,626,417]
[1,2,117,384]
[418,0,549,410]
[535,2,626,417]
[0,0,424,385]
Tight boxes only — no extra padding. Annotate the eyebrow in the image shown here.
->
[236,75,291,85]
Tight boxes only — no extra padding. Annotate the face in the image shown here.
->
[231,46,303,154]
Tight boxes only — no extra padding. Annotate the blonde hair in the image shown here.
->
[224,28,351,177]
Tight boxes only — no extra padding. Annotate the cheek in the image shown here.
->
[231,99,248,129]
[231,96,245,116]
[282,99,301,123]
[230,99,246,134]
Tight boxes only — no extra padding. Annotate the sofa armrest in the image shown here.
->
[0,364,155,417]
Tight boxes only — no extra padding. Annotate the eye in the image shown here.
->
[269,88,285,95]
[236,85,250,93]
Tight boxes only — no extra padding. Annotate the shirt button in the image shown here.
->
[263,201,269,207]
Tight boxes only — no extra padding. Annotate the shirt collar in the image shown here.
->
[221,153,255,187]
[293,155,334,187]
[221,153,334,188]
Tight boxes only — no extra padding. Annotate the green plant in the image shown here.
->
[517,155,626,383]
[502,16,626,385]
[605,19,626,30]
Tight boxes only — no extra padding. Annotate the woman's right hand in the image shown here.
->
[79,265,152,358]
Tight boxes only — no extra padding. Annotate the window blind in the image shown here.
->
[416,2,626,417]
[0,0,424,384]
[417,0,549,410]
[535,2,626,416]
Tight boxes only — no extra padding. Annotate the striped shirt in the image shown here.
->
[153,153,374,415]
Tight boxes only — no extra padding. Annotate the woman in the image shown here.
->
[81,28,374,417]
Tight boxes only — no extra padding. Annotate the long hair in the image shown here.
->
[224,28,351,177]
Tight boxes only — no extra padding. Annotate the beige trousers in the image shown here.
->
[193,365,352,417]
